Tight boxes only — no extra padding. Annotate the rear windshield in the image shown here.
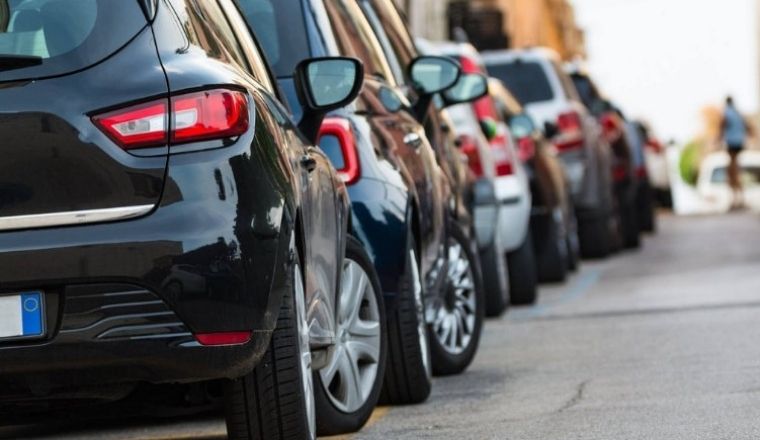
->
[236,0,311,79]
[486,61,554,105]
[0,0,147,82]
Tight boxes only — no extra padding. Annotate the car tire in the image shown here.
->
[534,210,569,283]
[578,210,613,259]
[224,244,316,440]
[428,222,485,376]
[380,235,433,405]
[480,238,510,317]
[314,236,387,436]
[508,231,539,305]
[637,182,657,233]
[565,205,581,272]
[617,185,641,249]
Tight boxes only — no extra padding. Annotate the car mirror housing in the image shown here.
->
[294,57,364,143]
[441,73,489,108]
[408,56,461,96]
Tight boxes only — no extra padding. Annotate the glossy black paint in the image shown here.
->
[0,0,349,397]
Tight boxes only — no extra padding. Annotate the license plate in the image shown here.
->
[0,292,45,340]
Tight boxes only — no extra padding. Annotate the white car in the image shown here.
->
[483,48,616,259]
[698,150,760,212]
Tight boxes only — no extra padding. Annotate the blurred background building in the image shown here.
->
[396,0,585,59]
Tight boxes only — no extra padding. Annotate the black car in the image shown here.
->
[237,0,485,421]
[0,1,383,439]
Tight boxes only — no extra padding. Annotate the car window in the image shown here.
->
[0,0,147,82]
[235,0,310,79]
[570,73,598,110]
[487,61,554,105]
[323,0,395,85]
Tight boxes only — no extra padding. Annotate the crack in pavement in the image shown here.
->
[557,380,590,413]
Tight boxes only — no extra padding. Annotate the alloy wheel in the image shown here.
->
[432,240,477,355]
[409,249,432,380]
[319,259,382,413]
[293,263,317,439]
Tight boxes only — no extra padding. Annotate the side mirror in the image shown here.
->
[294,57,363,143]
[480,118,498,141]
[408,56,461,95]
[509,113,536,139]
[441,73,489,108]
[544,121,559,139]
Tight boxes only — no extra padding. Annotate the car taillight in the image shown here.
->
[93,101,168,149]
[194,331,252,346]
[456,134,483,177]
[171,90,249,143]
[93,88,249,150]
[554,111,584,152]
[599,112,622,143]
[318,118,361,185]
[517,137,536,162]
[492,134,514,176]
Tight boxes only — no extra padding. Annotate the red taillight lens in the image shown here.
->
[517,137,536,162]
[93,89,249,150]
[457,134,483,177]
[600,112,622,143]
[93,101,168,150]
[492,135,514,176]
[554,111,584,152]
[558,111,582,133]
[172,90,249,143]
[318,118,361,185]
[194,331,252,346]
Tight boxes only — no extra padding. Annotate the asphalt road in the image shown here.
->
[4,212,760,439]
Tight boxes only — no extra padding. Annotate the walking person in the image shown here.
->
[719,96,751,209]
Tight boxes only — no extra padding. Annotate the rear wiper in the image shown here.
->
[0,55,43,72]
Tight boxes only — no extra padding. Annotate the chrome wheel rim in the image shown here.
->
[409,249,432,379]
[433,240,477,355]
[319,259,381,413]
[293,263,316,439]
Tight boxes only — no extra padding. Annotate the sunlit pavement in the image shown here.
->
[4,212,760,439]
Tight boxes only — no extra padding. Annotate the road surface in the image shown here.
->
[4,212,760,439]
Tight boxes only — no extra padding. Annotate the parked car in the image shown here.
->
[624,119,657,233]
[566,68,642,248]
[418,39,537,308]
[0,2,383,440]
[698,150,760,212]
[482,48,617,259]
[488,78,581,281]
[357,0,487,375]
[237,0,486,410]
[636,121,672,209]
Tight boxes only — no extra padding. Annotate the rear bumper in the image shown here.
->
[0,145,293,395]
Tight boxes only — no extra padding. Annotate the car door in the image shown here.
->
[220,0,344,348]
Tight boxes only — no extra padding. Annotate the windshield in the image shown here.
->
[486,60,554,105]
[0,0,146,81]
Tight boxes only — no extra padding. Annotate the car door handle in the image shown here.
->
[404,132,422,149]
[301,153,317,173]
